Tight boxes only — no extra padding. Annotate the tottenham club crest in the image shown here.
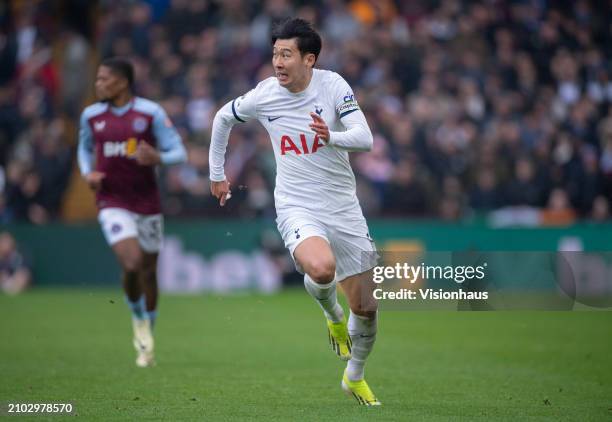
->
[132,117,148,133]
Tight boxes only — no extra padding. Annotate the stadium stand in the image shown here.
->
[1,0,610,224]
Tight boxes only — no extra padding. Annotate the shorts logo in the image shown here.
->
[294,228,300,239]
[111,223,122,234]
[132,117,148,133]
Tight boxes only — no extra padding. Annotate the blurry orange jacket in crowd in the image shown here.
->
[540,209,577,226]
[349,0,398,26]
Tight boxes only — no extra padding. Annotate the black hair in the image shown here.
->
[100,57,134,90]
[271,18,322,63]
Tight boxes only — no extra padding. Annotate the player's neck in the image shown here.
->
[110,92,133,108]
[287,69,313,93]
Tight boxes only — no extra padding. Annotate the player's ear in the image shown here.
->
[303,53,316,68]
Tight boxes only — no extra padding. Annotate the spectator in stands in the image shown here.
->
[0,232,31,295]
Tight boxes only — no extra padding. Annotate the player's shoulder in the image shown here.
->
[314,69,348,87]
[254,76,278,94]
[133,97,164,116]
[81,102,108,121]
[238,77,278,107]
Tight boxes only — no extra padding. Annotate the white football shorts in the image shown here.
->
[98,207,163,253]
[276,209,377,281]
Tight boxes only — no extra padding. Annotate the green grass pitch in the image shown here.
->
[1,289,611,421]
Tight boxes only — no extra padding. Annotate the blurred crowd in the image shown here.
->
[0,231,30,294]
[0,0,87,224]
[1,0,611,225]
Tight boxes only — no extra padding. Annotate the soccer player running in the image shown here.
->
[209,19,380,405]
[77,57,187,367]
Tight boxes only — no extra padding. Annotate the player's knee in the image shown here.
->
[121,253,143,273]
[307,258,336,284]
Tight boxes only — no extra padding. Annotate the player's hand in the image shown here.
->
[211,179,232,206]
[84,171,106,191]
[309,112,330,143]
[135,141,161,166]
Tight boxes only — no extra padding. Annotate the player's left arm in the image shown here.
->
[310,109,373,152]
[137,106,188,166]
[309,75,373,152]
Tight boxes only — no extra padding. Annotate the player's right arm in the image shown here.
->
[209,87,259,206]
[77,109,105,191]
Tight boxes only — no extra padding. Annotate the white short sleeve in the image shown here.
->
[331,74,361,118]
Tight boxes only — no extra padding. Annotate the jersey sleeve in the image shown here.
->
[77,111,94,175]
[209,85,260,181]
[331,74,361,119]
[231,86,259,123]
[151,105,187,165]
[328,109,373,152]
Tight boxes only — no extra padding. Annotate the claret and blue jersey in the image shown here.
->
[77,97,186,215]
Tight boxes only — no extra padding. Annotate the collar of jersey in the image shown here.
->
[109,98,134,116]
[282,70,317,97]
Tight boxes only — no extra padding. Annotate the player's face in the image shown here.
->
[95,66,128,102]
[272,38,315,91]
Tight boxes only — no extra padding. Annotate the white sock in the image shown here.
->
[304,274,344,323]
[346,311,377,381]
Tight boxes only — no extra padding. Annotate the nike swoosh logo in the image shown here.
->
[267,116,282,122]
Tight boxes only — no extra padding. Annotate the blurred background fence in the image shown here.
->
[7,220,610,291]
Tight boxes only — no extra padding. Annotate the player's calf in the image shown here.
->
[341,269,378,317]
[139,253,159,328]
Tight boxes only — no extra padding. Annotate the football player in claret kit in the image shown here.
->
[209,19,381,405]
[77,57,187,367]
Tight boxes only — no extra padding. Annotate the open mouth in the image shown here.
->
[276,72,289,83]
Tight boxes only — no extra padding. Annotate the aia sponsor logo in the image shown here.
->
[103,137,140,158]
[280,134,326,155]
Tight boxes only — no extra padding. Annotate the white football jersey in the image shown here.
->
[229,69,369,217]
